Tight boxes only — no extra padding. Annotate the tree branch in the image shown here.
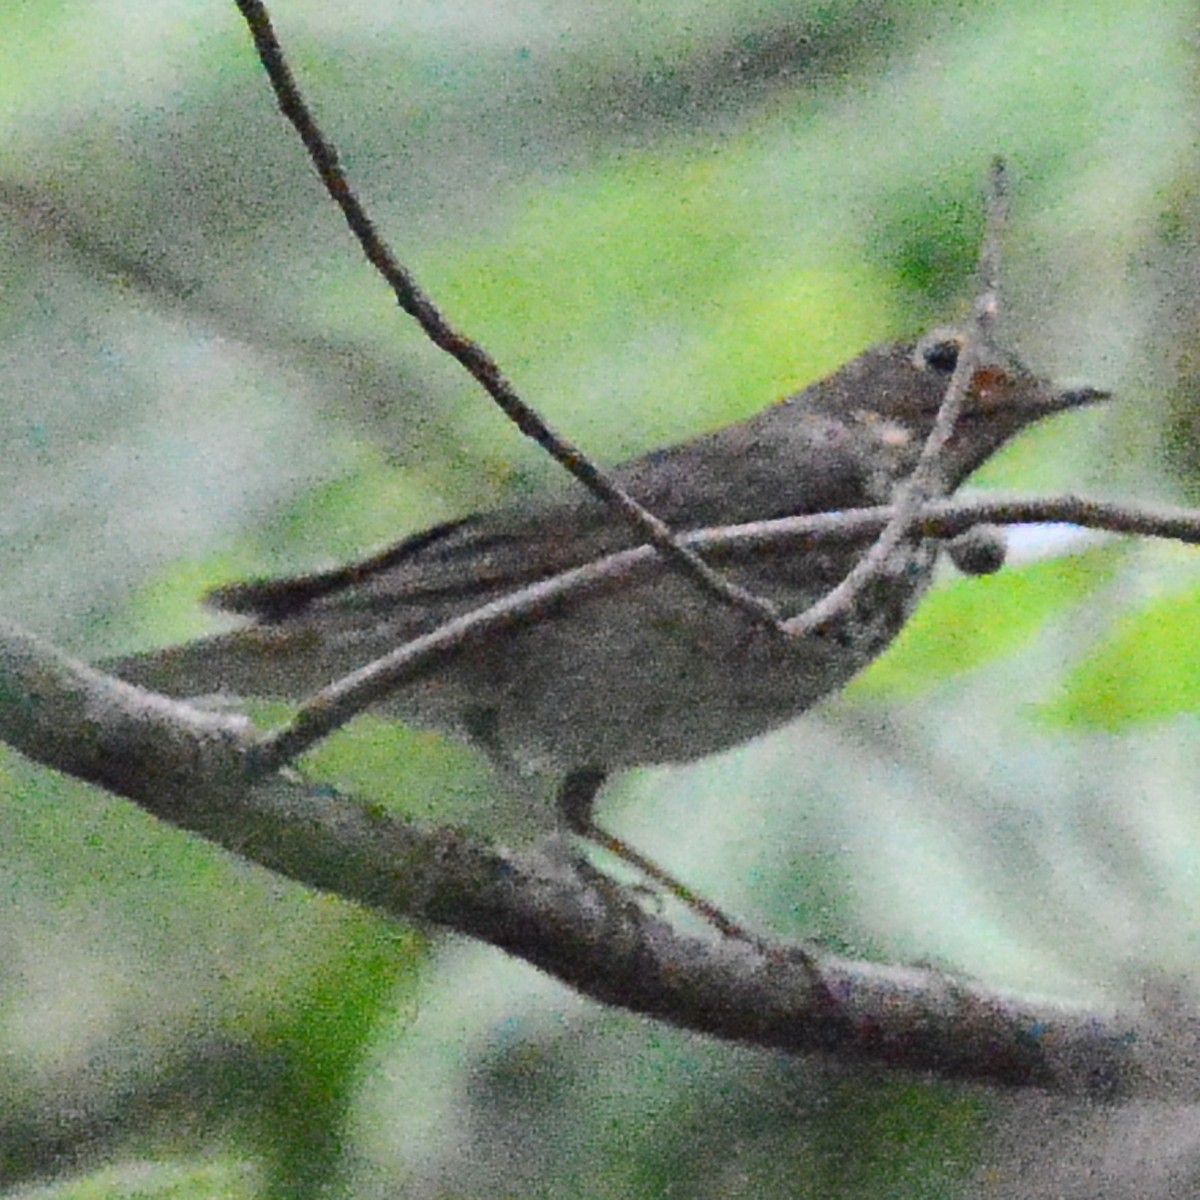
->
[0,615,1178,1097]
[254,491,1194,769]
[783,158,1008,637]
[230,0,788,636]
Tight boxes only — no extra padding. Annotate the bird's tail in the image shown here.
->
[103,625,325,703]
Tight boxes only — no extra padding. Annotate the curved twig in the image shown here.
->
[783,160,1009,638]
[252,491,1192,770]
[230,0,786,634]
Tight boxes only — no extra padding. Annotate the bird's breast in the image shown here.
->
[392,537,940,772]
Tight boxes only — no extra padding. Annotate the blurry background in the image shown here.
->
[1,1,1197,1197]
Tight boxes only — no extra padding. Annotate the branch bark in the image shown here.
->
[0,604,1190,1099]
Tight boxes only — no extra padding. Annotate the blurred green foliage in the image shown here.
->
[850,546,1126,701]
[1,0,1197,1197]
[1041,574,1200,730]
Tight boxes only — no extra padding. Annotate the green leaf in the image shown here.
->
[1038,582,1200,730]
[5,1155,260,1200]
[848,545,1124,700]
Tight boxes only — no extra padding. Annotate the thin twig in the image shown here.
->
[782,163,1011,638]
[249,492,1200,772]
[975,155,1009,338]
[781,337,981,637]
[230,0,787,635]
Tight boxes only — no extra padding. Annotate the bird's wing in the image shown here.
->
[204,405,850,625]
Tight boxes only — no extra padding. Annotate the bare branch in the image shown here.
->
[0,615,1177,1097]
[229,0,787,636]
[976,155,1010,335]
[780,336,982,637]
[252,491,1192,769]
[782,163,1012,639]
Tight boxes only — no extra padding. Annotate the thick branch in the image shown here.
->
[0,616,1185,1098]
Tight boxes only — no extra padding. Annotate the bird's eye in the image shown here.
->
[922,339,961,374]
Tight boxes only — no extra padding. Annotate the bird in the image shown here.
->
[109,328,1107,924]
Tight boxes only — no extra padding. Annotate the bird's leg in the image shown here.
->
[463,707,750,939]
[462,705,541,799]
[557,767,750,941]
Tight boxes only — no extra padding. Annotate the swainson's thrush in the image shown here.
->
[111,329,1106,849]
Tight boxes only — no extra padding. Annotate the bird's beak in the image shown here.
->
[1045,385,1112,413]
